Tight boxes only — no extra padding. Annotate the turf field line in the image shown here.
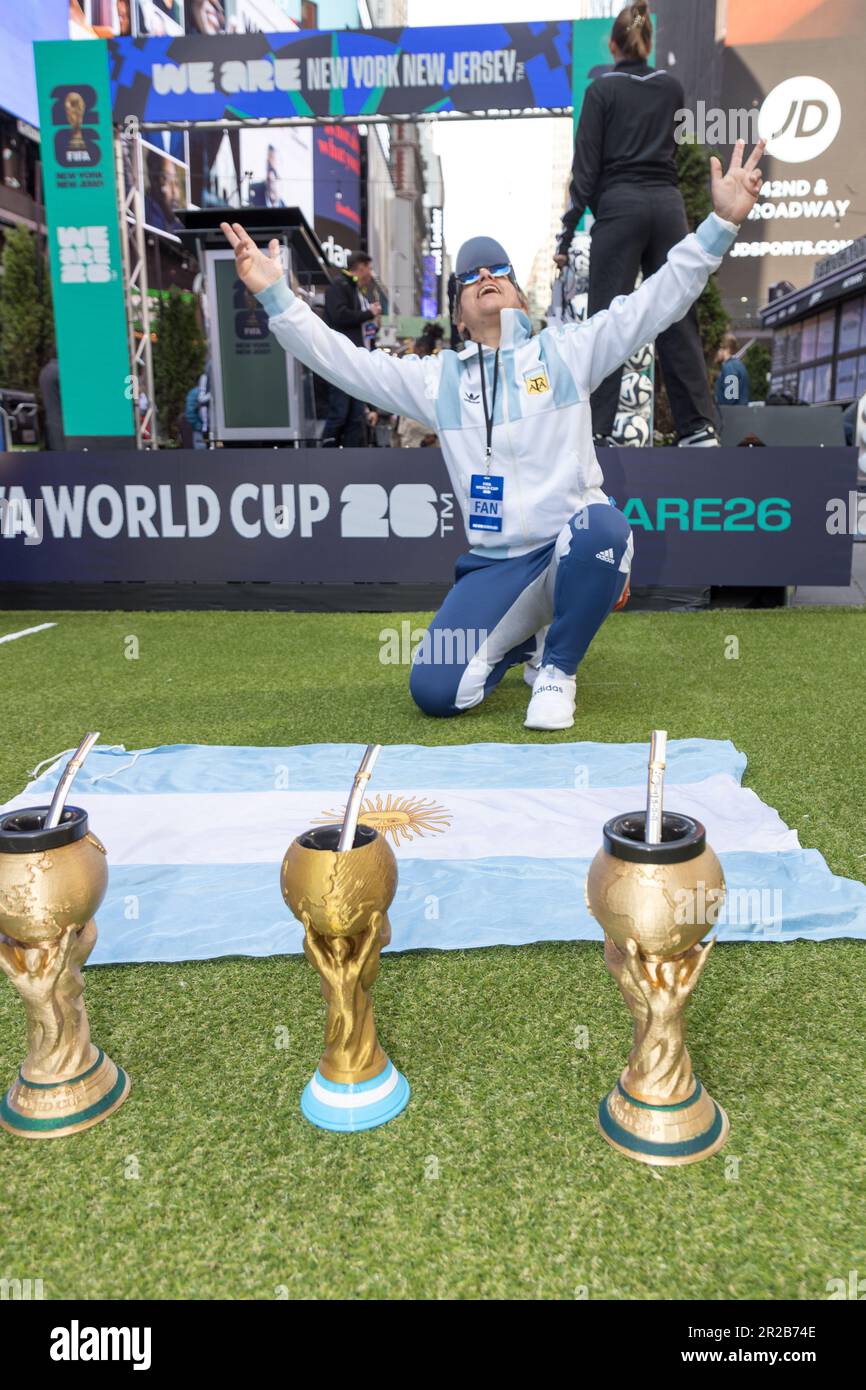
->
[0,622,57,646]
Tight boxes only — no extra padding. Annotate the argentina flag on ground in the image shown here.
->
[5,740,866,965]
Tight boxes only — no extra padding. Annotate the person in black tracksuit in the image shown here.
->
[556,0,718,446]
[322,251,381,446]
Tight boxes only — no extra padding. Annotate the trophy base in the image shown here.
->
[301,1058,410,1132]
[0,1047,131,1140]
[597,1075,729,1167]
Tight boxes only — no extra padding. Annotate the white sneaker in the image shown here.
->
[524,662,540,688]
[524,663,576,730]
[677,425,720,447]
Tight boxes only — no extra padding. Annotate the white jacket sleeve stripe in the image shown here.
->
[562,212,738,396]
[256,279,439,428]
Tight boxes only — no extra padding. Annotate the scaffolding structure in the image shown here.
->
[115,120,157,449]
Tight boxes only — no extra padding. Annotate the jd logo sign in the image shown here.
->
[758,76,841,164]
[50,84,101,168]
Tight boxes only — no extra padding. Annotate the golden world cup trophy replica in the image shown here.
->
[586,732,729,1166]
[0,735,130,1139]
[281,745,410,1132]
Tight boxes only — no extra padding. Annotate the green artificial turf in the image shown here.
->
[0,606,864,1300]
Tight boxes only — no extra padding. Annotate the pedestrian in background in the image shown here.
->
[322,252,381,447]
[715,334,750,408]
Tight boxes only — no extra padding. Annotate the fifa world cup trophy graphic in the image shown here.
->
[64,92,87,152]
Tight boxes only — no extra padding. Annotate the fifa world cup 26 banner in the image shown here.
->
[34,41,134,443]
[108,23,574,123]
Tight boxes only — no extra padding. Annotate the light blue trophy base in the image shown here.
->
[300,1058,410,1132]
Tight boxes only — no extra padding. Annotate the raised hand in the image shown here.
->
[219,222,284,295]
[710,138,765,226]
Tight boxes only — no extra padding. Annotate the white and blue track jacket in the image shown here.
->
[257,212,738,559]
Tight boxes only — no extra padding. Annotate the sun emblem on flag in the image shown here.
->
[314,793,452,845]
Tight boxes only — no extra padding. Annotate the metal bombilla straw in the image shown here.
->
[645,729,667,845]
[337,744,382,852]
[44,732,101,830]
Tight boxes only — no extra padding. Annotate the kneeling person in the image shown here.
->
[220,139,763,729]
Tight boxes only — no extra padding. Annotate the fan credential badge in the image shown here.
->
[468,473,504,532]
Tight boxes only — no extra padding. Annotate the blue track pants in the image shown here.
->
[409,502,632,718]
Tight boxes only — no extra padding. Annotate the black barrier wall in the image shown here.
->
[0,447,856,593]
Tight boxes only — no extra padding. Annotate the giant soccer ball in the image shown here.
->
[567,233,591,292]
[626,342,654,374]
[612,411,650,447]
[619,370,653,412]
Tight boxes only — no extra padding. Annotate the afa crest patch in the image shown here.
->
[522,367,550,395]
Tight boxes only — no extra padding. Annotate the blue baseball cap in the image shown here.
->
[455,235,511,278]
